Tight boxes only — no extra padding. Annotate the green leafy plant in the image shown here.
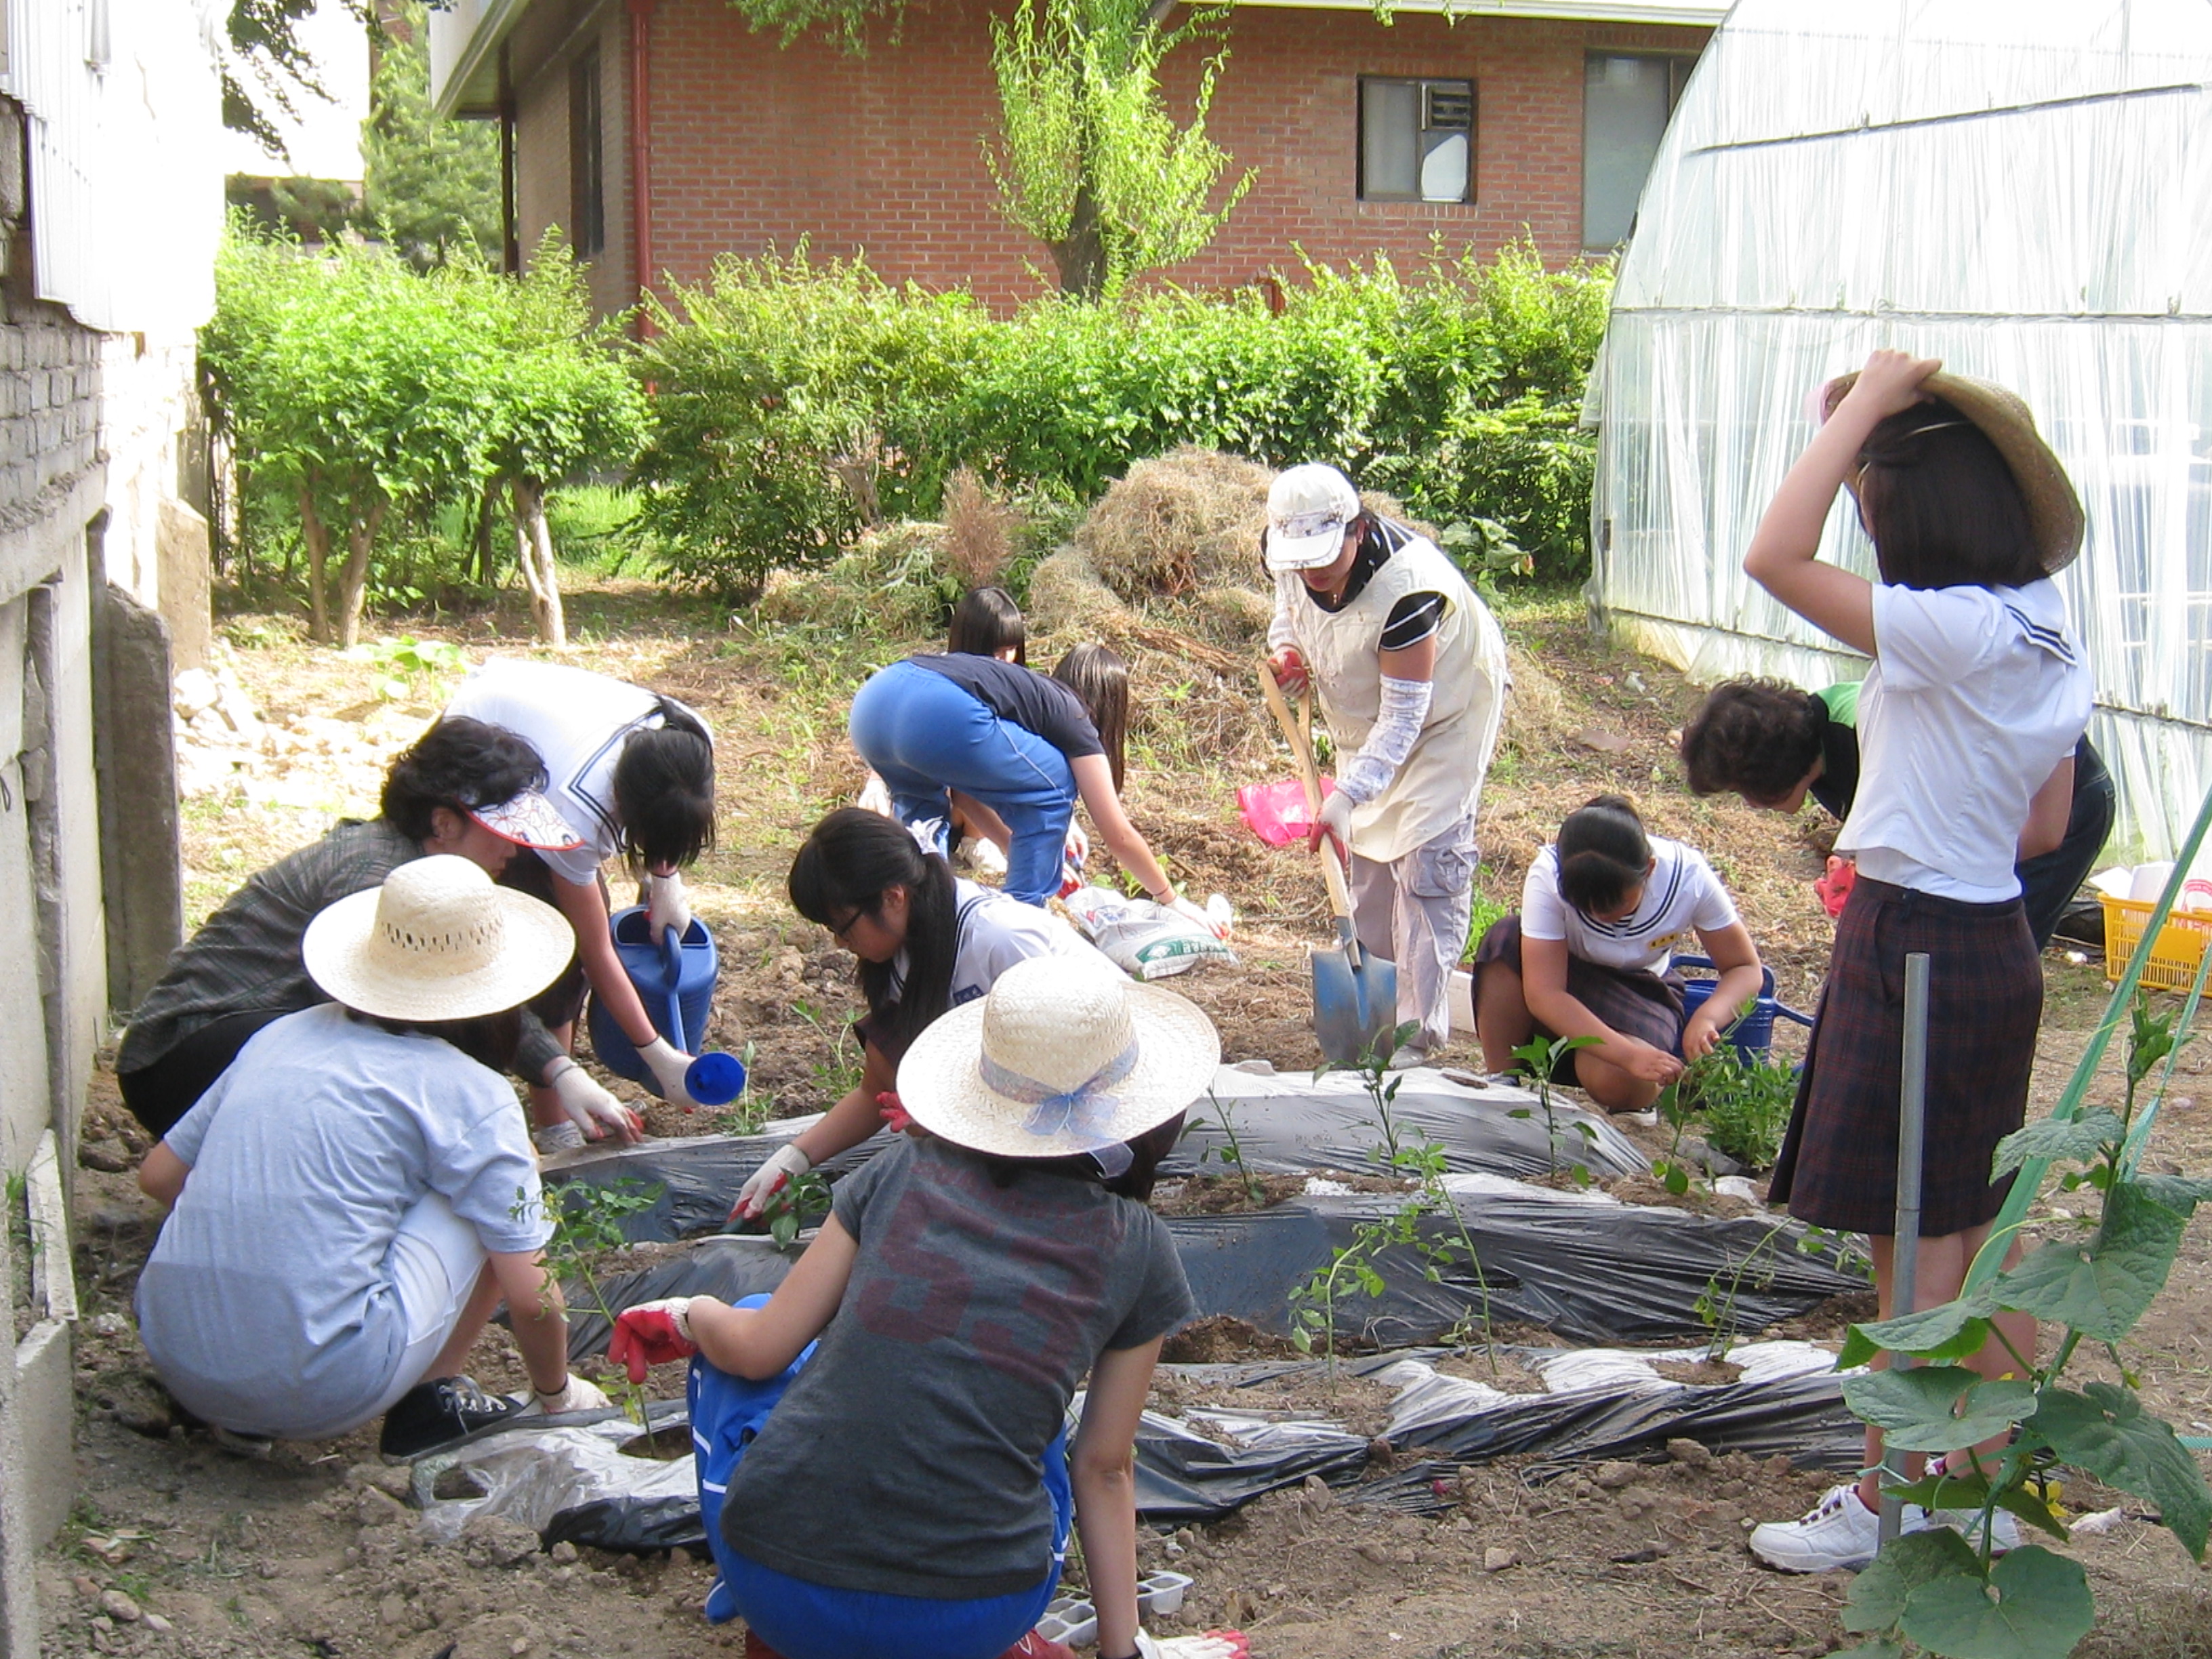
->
[522,1176,666,1423]
[1188,1089,1266,1206]
[1833,992,2212,1659]
[1650,1008,1797,1185]
[361,634,465,700]
[760,1167,834,1248]
[1506,1032,1602,1181]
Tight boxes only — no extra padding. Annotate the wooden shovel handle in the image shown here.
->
[1257,661,1356,925]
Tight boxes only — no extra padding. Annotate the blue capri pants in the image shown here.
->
[848,659,1078,905]
[691,1296,1071,1659]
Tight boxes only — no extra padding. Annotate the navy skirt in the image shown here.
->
[1769,875,2042,1237]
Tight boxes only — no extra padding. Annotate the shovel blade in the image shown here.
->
[1311,942,1399,1066]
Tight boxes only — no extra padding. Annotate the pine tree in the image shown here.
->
[357,2,501,270]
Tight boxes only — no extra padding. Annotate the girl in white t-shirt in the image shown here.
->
[729,807,1113,1222]
[1473,795,1765,1113]
[1740,351,2092,1573]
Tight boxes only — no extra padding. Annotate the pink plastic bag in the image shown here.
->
[1236,776,1336,846]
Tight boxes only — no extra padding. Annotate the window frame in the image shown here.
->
[1580,50,1696,252]
[569,45,607,260]
[1357,75,1477,207]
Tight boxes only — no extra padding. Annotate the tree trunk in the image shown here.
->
[474,476,500,586]
[510,476,567,647]
[1051,178,1109,301]
[334,497,386,649]
[298,482,333,643]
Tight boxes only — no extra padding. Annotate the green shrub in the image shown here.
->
[631,241,1612,598]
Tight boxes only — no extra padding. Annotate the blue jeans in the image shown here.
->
[848,659,1078,906]
[691,1297,1071,1659]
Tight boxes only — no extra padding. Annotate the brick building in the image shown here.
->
[431,0,1718,318]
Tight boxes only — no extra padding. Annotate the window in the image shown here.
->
[569,47,606,258]
[1582,53,1693,250]
[1359,78,1473,204]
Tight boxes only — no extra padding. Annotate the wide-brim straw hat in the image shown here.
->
[896,956,1221,1160]
[1822,369,2085,574]
[302,854,575,1023]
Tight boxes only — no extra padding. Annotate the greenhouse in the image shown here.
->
[1589,0,2212,859]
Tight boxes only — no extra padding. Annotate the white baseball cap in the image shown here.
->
[1263,464,1362,573]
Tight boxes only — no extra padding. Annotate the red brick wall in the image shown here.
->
[512,6,636,318]
[515,0,1707,312]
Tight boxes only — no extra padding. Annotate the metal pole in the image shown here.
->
[1879,951,1931,1547]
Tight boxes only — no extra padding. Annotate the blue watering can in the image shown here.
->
[588,905,743,1101]
[1673,954,1814,1061]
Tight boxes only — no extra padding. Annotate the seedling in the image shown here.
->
[1187,1090,1267,1206]
[760,1167,832,1248]
[519,1176,665,1422]
[1506,1032,1601,1180]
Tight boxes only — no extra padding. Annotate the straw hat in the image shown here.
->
[1821,369,2084,573]
[896,956,1221,1160]
[302,855,575,1022]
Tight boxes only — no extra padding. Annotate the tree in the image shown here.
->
[359,1,502,268]
[224,0,360,163]
[985,0,1252,299]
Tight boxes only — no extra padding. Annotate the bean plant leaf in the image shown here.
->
[1839,1288,1999,1369]
[1991,1181,2188,1340]
[2135,1174,2212,1212]
[1990,1109,2121,1180]
[2030,1382,2212,1560]
[1843,1366,2036,1453]
[1843,1528,1981,1633]
[1898,1546,2093,1659]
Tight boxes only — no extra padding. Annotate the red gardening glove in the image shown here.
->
[1814,855,1856,918]
[609,1298,697,1384]
[878,1091,914,1133]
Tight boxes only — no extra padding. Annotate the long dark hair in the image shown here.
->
[1856,401,2045,590]
[346,1005,524,1075]
[614,697,717,871]
[1555,794,1652,916]
[975,1110,1187,1202]
[382,718,548,842]
[788,808,959,1056]
[1679,680,1826,802]
[1052,644,1130,793]
[948,586,1026,663]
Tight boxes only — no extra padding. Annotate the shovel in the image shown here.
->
[1256,661,1399,1065]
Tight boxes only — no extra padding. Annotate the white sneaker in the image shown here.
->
[1749,1483,1886,1572]
[532,1121,586,1155]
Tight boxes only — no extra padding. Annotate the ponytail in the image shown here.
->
[613,696,716,872]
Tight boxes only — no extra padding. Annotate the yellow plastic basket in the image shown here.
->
[2100,893,2212,990]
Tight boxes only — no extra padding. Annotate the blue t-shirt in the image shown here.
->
[136,1004,549,1438]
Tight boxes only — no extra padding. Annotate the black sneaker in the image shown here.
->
[377,1374,519,1461]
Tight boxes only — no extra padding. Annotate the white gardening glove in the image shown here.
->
[1063,823,1090,868]
[1130,1630,1250,1659]
[1166,892,1229,940]
[857,771,893,817]
[517,1374,612,1417]
[638,1036,704,1110]
[1311,787,1357,861]
[644,870,692,943]
[731,1143,812,1223]
[547,1058,644,1143]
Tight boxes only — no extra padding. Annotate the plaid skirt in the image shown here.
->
[1769,876,2041,1237]
[1473,914,1683,1078]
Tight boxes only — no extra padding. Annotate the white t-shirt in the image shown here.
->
[889,879,1111,1010]
[135,1004,548,1439]
[1839,581,2093,903]
[1521,837,1737,975]
[445,659,712,886]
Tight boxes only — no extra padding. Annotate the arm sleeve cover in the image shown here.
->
[1267,579,1300,656]
[1335,674,1433,804]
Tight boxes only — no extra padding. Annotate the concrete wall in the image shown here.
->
[0,85,198,1656]
[508,0,1708,312]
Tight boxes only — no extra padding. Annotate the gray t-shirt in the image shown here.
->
[720,1136,1195,1599]
[135,1004,550,1439]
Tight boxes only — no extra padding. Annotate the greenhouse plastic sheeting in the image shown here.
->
[1589,0,2212,861]
[546,1068,1645,1245]
[573,1174,1867,1355]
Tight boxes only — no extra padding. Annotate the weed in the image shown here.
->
[358,634,465,701]
[790,998,863,1101]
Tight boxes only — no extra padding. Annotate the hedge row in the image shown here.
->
[632,243,1610,598]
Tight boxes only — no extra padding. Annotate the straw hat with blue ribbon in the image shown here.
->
[895,956,1221,1160]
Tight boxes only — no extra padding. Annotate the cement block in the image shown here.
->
[153,499,209,672]
[8,1319,70,1549]
[91,584,182,1009]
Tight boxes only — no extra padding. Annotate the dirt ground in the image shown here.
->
[41,573,2212,1658]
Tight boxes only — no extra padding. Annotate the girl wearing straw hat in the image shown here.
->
[610,957,1248,1659]
[1740,351,2092,1572]
[134,856,612,1460]
[731,807,1114,1224]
